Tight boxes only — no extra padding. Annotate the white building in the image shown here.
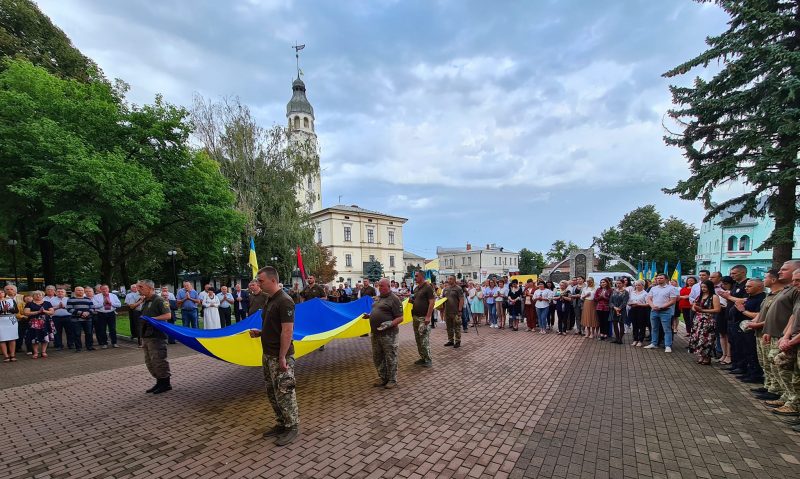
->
[310,205,407,285]
[403,251,426,273]
[286,75,322,213]
[437,243,520,282]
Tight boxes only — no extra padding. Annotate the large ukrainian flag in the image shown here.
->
[143,296,446,366]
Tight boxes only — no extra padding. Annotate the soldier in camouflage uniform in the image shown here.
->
[441,275,465,348]
[138,280,173,394]
[367,278,404,389]
[250,266,300,446]
[411,270,435,367]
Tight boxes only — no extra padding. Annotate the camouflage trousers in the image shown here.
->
[371,330,399,383]
[142,338,170,379]
[768,339,800,406]
[756,334,774,392]
[444,312,461,343]
[412,316,431,362]
[262,354,299,428]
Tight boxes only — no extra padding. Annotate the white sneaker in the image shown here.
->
[643,344,657,349]
[664,347,672,353]
[631,342,637,346]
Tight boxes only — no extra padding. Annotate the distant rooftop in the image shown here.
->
[437,243,517,255]
[310,204,408,221]
[403,251,425,260]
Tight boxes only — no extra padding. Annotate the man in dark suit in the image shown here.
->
[234,282,250,323]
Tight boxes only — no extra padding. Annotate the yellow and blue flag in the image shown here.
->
[672,261,682,286]
[248,238,259,279]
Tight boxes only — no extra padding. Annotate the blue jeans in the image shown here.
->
[537,307,549,330]
[181,309,198,329]
[650,309,673,348]
[487,303,497,325]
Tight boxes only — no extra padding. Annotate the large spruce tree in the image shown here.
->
[663,0,799,268]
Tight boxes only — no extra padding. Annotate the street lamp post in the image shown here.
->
[7,239,18,285]
[167,249,178,292]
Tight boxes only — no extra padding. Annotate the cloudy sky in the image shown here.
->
[37,0,735,258]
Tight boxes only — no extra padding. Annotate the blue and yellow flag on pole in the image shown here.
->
[672,261,682,286]
[248,238,259,279]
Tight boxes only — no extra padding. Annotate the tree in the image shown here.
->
[546,240,579,263]
[593,205,698,273]
[519,248,546,275]
[663,0,800,268]
[191,95,320,280]
[0,60,244,285]
[311,244,337,284]
[364,261,384,282]
[0,0,100,81]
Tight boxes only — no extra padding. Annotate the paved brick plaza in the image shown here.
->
[2,325,800,479]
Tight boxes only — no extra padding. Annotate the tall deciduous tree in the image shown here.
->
[519,248,546,275]
[663,0,800,268]
[546,240,579,263]
[191,95,321,279]
[0,60,243,285]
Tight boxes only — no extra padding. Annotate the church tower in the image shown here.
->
[287,74,322,213]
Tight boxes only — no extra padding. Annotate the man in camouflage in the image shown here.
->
[300,275,327,302]
[250,266,300,446]
[367,278,404,389]
[442,275,466,348]
[411,270,435,367]
[361,279,377,299]
[138,279,173,394]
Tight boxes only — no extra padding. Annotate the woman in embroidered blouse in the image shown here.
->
[0,289,19,362]
[609,279,630,344]
[523,279,536,331]
[24,291,54,359]
[581,277,598,338]
[202,291,221,329]
[628,281,650,347]
[594,278,612,341]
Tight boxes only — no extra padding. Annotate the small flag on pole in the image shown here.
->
[248,238,259,279]
[296,247,307,281]
[672,261,682,286]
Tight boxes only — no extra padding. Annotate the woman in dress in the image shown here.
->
[506,280,523,331]
[202,291,221,329]
[628,281,650,347]
[594,278,612,340]
[469,283,484,327]
[581,277,598,339]
[23,291,54,359]
[689,280,720,365]
[609,279,630,344]
[523,279,536,331]
[0,289,19,362]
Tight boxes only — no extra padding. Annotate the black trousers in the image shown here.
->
[597,310,610,336]
[72,320,93,350]
[220,307,232,328]
[53,316,74,348]
[95,312,117,345]
[683,308,693,336]
[129,310,142,341]
[17,320,32,352]
[630,307,650,342]
[234,306,246,323]
[557,302,573,333]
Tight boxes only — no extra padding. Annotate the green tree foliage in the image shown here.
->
[191,95,321,280]
[546,240,579,263]
[364,261,384,283]
[519,248,546,275]
[593,205,698,273]
[0,59,243,284]
[0,0,99,81]
[663,0,800,268]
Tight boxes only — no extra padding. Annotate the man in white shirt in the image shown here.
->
[217,286,234,328]
[644,274,679,353]
[93,284,122,348]
[50,288,73,350]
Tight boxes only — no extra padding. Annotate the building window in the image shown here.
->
[344,226,351,242]
[345,254,352,267]
[317,228,322,243]
[468,257,472,265]
[472,272,477,279]
[727,236,737,251]
[739,235,750,251]
[461,257,465,265]
[303,117,309,128]
[390,255,395,268]
[294,116,300,129]
[369,255,375,262]
[388,230,395,245]
[367,229,374,243]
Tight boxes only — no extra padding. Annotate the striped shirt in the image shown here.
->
[67,297,95,321]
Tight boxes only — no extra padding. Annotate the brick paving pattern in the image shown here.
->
[2,325,799,478]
